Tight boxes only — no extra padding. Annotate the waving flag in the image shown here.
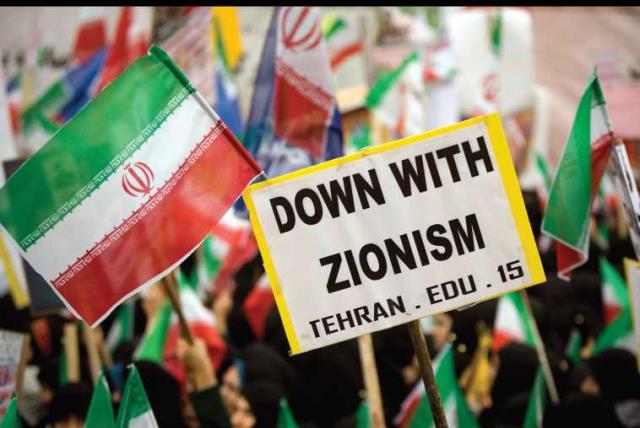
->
[242,273,275,341]
[0,46,262,326]
[72,7,107,64]
[523,368,546,428]
[116,366,158,428]
[244,6,343,179]
[593,257,635,355]
[492,291,536,352]
[541,73,614,280]
[96,6,152,93]
[395,345,478,428]
[21,48,107,150]
[85,374,116,428]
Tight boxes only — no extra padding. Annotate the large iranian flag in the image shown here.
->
[541,73,614,280]
[0,46,261,326]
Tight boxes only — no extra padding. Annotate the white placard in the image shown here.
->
[244,113,545,354]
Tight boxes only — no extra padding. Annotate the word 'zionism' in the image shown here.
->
[270,136,493,233]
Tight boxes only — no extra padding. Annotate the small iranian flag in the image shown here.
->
[522,368,546,428]
[106,301,134,353]
[593,258,635,355]
[541,72,614,280]
[192,209,257,295]
[0,397,21,428]
[394,345,478,428]
[85,374,116,428]
[116,365,157,428]
[365,50,425,140]
[322,14,363,71]
[492,291,536,352]
[277,398,299,428]
[135,300,172,364]
[242,273,275,340]
[0,46,262,326]
[163,271,227,387]
[600,257,628,325]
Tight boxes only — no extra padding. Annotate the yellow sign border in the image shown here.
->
[243,113,546,355]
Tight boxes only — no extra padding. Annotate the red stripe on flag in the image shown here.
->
[330,42,363,70]
[54,122,259,325]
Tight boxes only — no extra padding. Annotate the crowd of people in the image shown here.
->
[0,190,639,428]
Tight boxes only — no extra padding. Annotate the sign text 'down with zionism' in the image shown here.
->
[244,113,545,354]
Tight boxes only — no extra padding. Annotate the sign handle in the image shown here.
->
[63,323,80,383]
[358,334,386,428]
[519,290,559,404]
[407,320,449,428]
[82,323,102,385]
[161,273,194,344]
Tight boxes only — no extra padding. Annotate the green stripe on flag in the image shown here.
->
[523,368,545,428]
[365,51,419,110]
[85,374,116,428]
[116,365,156,427]
[600,257,630,309]
[0,47,194,251]
[0,396,22,428]
[541,73,602,250]
[490,9,502,57]
[323,16,346,40]
[593,310,633,354]
[136,300,172,364]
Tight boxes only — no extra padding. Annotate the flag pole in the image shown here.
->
[358,334,387,428]
[407,320,449,428]
[161,272,194,344]
[519,290,560,404]
[63,323,80,382]
[82,323,102,385]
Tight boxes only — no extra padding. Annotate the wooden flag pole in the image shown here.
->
[63,323,80,382]
[357,334,386,428]
[407,320,449,428]
[14,334,29,405]
[519,290,560,404]
[161,273,194,344]
[82,323,102,386]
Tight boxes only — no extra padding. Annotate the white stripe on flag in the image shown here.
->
[24,96,216,281]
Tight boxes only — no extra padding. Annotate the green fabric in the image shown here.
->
[350,124,371,152]
[0,46,193,252]
[0,397,22,428]
[21,80,66,135]
[490,9,503,57]
[365,50,419,110]
[355,400,371,428]
[59,346,68,385]
[116,365,155,426]
[542,73,602,249]
[566,329,582,365]
[136,300,172,363]
[593,310,633,354]
[507,292,537,347]
[277,398,299,428]
[85,374,116,428]
[522,368,545,428]
[600,257,631,309]
[535,152,552,192]
[322,16,346,40]
[407,347,478,428]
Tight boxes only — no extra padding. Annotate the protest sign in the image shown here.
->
[244,113,545,354]
[623,258,640,370]
[0,329,26,419]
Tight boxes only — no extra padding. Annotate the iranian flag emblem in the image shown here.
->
[0,46,261,325]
